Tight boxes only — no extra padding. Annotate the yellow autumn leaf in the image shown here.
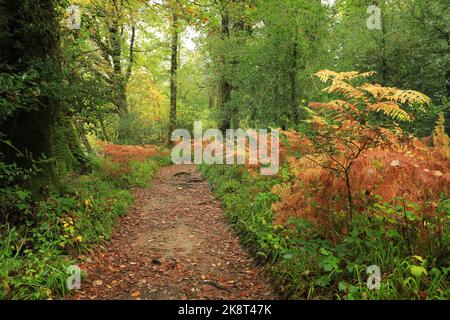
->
[410,265,427,277]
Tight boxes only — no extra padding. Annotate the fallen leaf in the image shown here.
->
[131,290,141,298]
[93,280,103,286]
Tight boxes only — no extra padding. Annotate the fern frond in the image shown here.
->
[314,70,341,83]
[309,100,360,117]
[357,71,377,79]
[370,102,412,122]
[309,101,346,113]
[339,71,375,81]
[359,84,397,101]
[314,70,375,83]
[330,100,360,114]
[272,183,291,198]
[305,115,330,126]
[325,79,366,102]
[386,90,431,106]
[336,71,359,80]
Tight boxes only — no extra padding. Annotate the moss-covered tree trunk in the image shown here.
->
[88,2,136,143]
[54,115,89,175]
[0,0,72,197]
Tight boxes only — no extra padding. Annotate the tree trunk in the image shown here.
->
[219,11,233,133]
[168,11,179,143]
[110,17,128,116]
[0,0,63,197]
[108,16,130,142]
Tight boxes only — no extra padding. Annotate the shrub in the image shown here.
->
[272,71,449,253]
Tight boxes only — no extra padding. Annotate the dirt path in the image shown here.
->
[70,164,277,300]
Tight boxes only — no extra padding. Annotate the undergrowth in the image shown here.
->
[199,164,449,300]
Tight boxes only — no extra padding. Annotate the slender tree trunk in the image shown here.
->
[110,18,128,115]
[219,11,232,133]
[109,16,129,142]
[208,90,215,109]
[168,11,179,143]
[219,81,233,131]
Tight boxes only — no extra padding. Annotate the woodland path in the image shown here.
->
[69,164,277,300]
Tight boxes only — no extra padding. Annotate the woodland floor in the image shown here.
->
[68,165,277,300]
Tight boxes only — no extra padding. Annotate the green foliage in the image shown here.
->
[177,103,216,134]
[404,101,450,138]
[112,112,168,145]
[0,225,71,300]
[206,0,331,129]
[331,0,449,103]
[0,168,137,297]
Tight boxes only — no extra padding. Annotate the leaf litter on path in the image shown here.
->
[68,164,277,300]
